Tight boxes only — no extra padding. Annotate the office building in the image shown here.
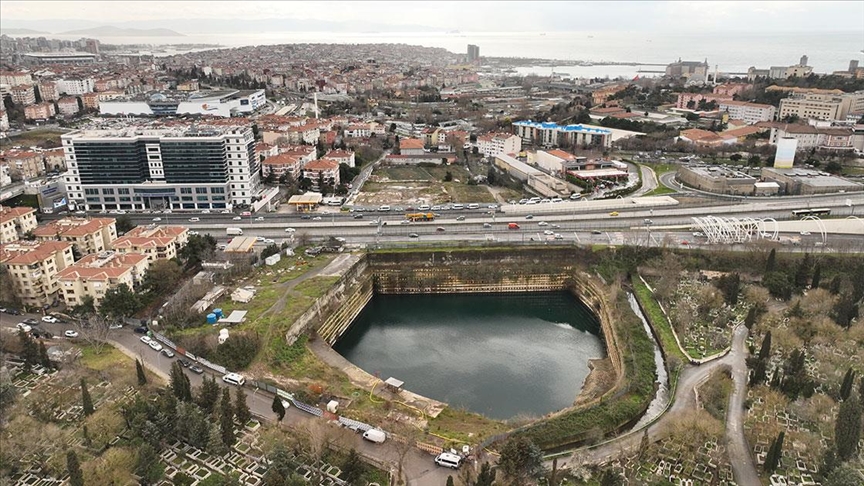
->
[61,124,260,211]
[467,44,480,63]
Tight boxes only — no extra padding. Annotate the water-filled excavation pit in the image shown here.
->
[333,291,605,420]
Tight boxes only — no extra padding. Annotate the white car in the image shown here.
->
[188,231,199,236]
[148,340,163,352]
[41,315,59,323]
[201,209,211,214]
[312,216,322,221]
[543,229,555,235]
[188,217,200,222]
[233,216,242,221]
[16,323,32,333]
[800,231,811,236]
[263,239,275,244]
[152,217,162,222]
[255,216,264,221]
[284,228,296,233]
[108,323,123,330]
[538,221,549,226]
[140,335,152,344]
[256,236,266,242]
[220,210,230,214]
[64,330,79,338]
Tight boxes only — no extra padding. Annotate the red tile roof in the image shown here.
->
[0,205,36,224]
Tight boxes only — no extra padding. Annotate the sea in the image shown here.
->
[41,30,864,80]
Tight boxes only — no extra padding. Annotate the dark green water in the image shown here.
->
[333,292,605,420]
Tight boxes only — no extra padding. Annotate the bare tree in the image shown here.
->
[388,421,423,486]
[72,312,114,354]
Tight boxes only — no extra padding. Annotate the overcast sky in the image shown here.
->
[2,1,863,33]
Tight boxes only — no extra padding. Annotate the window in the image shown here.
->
[195,187,207,194]
[84,188,99,195]
[102,188,114,195]
[180,187,192,194]
[197,196,208,201]
[118,188,130,194]
[181,196,193,201]
[211,187,225,194]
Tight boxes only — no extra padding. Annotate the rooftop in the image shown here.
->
[33,217,115,238]
[56,251,148,281]
[0,205,36,224]
[513,120,612,135]
[0,240,72,265]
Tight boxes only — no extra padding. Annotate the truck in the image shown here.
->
[226,228,243,236]
[406,212,435,222]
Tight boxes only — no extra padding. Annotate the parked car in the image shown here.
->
[16,323,32,333]
[189,365,204,374]
[140,335,152,344]
[108,323,123,330]
[188,217,200,222]
[160,349,175,358]
[41,316,59,323]
[64,330,79,338]
[148,340,163,352]
[134,326,149,334]
[22,318,39,325]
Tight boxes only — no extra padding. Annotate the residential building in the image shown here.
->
[0,150,44,179]
[513,121,612,149]
[778,91,864,121]
[57,97,80,116]
[80,92,100,110]
[422,127,444,147]
[302,159,340,190]
[0,205,38,243]
[42,148,66,172]
[717,100,776,124]
[713,83,750,97]
[591,84,628,105]
[24,102,56,121]
[61,124,260,211]
[477,132,522,158]
[0,109,8,132]
[675,92,731,110]
[33,217,117,254]
[768,124,856,151]
[344,123,371,138]
[0,71,33,86]
[37,80,59,101]
[262,153,302,180]
[0,240,75,307]
[56,251,150,306]
[399,138,426,155]
[111,225,188,263]
[678,128,737,146]
[467,44,480,63]
[56,78,94,95]
[278,145,317,165]
[0,165,10,187]
[10,84,36,105]
[324,149,356,168]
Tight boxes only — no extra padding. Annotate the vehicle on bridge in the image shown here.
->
[792,208,831,218]
[227,228,244,236]
[406,212,435,221]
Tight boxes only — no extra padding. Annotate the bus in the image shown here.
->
[406,212,435,221]
[792,208,831,218]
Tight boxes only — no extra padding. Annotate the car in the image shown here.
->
[3,308,21,315]
[41,315,59,323]
[255,216,265,221]
[525,215,534,219]
[301,215,311,220]
[241,211,252,217]
[335,237,346,243]
[188,217,200,222]
[264,238,275,244]
[160,349,175,358]
[22,318,39,325]
[609,212,619,217]
[551,224,561,229]
[233,216,242,221]
[394,207,404,212]
[538,221,549,226]
[64,330,79,338]
[152,217,162,222]
[436,227,446,232]
[178,359,191,368]
[399,219,411,225]
[312,216,322,221]
[220,210,230,214]
[134,326,149,334]
[201,209,211,214]
[591,230,603,235]
[800,231,811,236]
[353,214,364,219]
[456,216,465,221]
[408,233,419,238]
[189,365,204,374]
[16,323,32,333]
[483,223,492,228]
[554,233,564,240]
[283,227,297,234]
[140,335,152,344]
[188,230,199,236]
[222,372,246,386]
[109,323,123,330]
[148,340,163,352]
[256,236,266,242]
[543,230,554,235]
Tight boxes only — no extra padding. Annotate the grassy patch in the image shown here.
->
[80,345,133,372]
[294,276,340,298]
[643,185,677,196]
[442,182,495,203]
[631,275,689,363]
[0,128,66,149]
[428,407,509,445]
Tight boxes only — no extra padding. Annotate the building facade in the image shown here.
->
[61,125,260,211]
[33,217,117,255]
[111,225,188,263]
[514,121,613,149]
[0,240,75,307]
[301,159,340,190]
[717,100,776,124]
[477,133,522,158]
[778,91,864,121]
[24,102,56,121]
[0,205,38,243]
[56,251,149,306]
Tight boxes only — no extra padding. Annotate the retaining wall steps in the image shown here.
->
[317,283,374,345]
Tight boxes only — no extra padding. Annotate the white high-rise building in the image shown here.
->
[774,137,798,169]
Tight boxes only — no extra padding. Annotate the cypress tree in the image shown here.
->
[765,248,776,274]
[810,263,821,289]
[234,387,251,428]
[170,361,192,402]
[839,368,855,401]
[136,359,147,386]
[475,462,496,486]
[744,306,758,329]
[82,425,91,447]
[81,378,94,416]
[446,476,455,486]
[272,394,285,421]
[38,340,52,369]
[765,431,785,472]
[758,331,772,361]
[835,394,862,460]
[67,450,84,486]
[220,388,235,446]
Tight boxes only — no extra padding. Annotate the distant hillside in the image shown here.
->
[0,28,50,35]
[58,26,185,37]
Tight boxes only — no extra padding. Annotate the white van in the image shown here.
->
[222,373,246,386]
[434,452,461,469]
[418,204,431,211]
[362,428,387,444]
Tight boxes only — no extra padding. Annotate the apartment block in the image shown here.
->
[24,102,56,121]
[56,78,94,95]
[33,217,117,254]
[0,71,33,86]
[0,205,38,243]
[61,124,260,211]
[302,159,340,190]
[513,121,612,149]
[10,84,36,106]
[323,149,356,168]
[111,225,188,263]
[57,97,80,116]
[717,100,776,124]
[262,153,302,180]
[38,80,59,101]
[768,124,856,151]
[56,251,149,306]
[0,240,75,307]
[0,150,45,179]
[477,133,522,158]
